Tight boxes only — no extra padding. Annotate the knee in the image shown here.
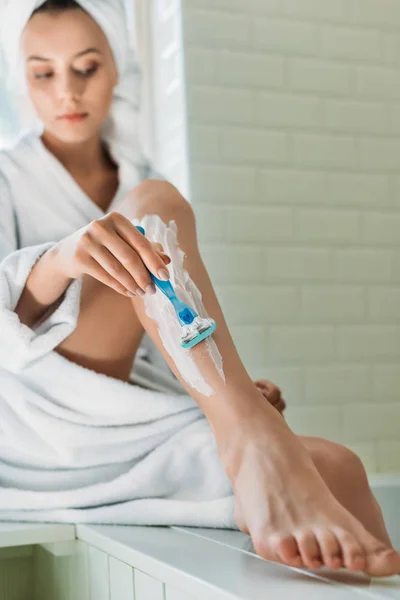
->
[312,439,369,489]
[118,179,195,226]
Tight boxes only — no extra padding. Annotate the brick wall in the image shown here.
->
[153,0,400,473]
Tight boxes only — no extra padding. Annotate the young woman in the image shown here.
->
[0,0,399,577]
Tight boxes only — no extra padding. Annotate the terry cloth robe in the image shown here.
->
[0,131,236,528]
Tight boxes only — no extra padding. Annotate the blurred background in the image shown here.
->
[1,0,399,474]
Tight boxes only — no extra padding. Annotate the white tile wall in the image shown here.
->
[151,0,400,473]
[150,0,189,197]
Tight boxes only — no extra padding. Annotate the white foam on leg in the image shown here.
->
[132,214,226,397]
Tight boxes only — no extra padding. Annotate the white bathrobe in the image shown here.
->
[0,132,236,528]
[0,0,235,528]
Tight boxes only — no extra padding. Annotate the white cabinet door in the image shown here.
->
[0,546,33,600]
[88,546,110,600]
[33,540,89,600]
[109,556,135,600]
[134,569,164,600]
[165,585,196,600]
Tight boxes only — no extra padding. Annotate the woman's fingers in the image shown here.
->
[84,256,134,297]
[149,242,171,265]
[153,242,165,254]
[59,214,172,297]
[89,218,155,292]
[260,381,281,404]
[255,380,287,413]
[158,251,171,265]
[254,379,266,388]
[276,400,286,413]
[111,213,171,280]
[88,243,141,295]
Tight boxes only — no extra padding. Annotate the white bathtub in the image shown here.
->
[370,473,400,550]
[0,474,399,600]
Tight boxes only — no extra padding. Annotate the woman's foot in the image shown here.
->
[235,491,400,576]
[300,436,394,550]
[217,398,400,577]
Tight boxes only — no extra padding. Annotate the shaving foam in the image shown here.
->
[132,214,225,397]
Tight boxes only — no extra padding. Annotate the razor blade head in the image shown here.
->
[181,319,216,349]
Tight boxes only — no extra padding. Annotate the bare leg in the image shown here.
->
[114,180,399,576]
[56,266,145,381]
[56,180,399,576]
[55,248,392,550]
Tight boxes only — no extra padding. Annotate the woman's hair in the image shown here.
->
[31,0,81,15]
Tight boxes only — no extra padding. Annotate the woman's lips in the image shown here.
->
[60,113,88,123]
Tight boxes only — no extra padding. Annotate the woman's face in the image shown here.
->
[21,8,118,144]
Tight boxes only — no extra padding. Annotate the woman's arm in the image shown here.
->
[14,246,74,328]
[0,166,174,374]
[0,174,84,372]
[12,207,173,329]
[0,174,70,328]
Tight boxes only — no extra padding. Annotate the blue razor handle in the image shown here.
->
[135,225,197,325]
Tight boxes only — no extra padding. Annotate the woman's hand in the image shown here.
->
[52,212,171,297]
[254,379,286,416]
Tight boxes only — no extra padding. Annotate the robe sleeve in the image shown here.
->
[0,174,82,373]
[142,159,167,182]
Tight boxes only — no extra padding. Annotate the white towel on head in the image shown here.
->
[1,0,147,189]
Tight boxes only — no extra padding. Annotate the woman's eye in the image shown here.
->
[34,72,53,80]
[32,66,98,80]
[76,66,97,77]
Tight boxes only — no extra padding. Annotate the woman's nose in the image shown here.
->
[55,72,83,102]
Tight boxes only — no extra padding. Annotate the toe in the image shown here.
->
[252,535,283,565]
[316,529,345,569]
[335,529,366,572]
[270,533,304,568]
[296,530,323,569]
[362,537,400,577]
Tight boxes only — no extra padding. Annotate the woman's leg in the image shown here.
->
[56,179,398,575]
[242,436,393,569]
[56,271,145,381]
[114,180,399,575]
